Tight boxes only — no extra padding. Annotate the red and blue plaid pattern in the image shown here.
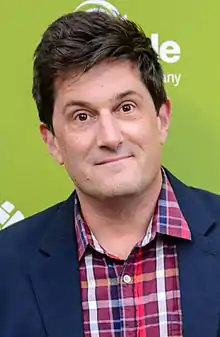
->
[74,169,191,337]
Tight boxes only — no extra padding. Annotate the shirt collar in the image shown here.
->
[153,168,191,241]
[74,168,191,261]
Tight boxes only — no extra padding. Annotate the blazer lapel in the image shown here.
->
[167,169,219,337]
[29,194,84,337]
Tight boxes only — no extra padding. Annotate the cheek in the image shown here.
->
[127,118,160,149]
[58,132,92,166]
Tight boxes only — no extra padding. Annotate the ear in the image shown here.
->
[40,124,64,165]
[157,99,172,145]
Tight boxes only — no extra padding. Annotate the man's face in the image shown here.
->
[41,60,171,199]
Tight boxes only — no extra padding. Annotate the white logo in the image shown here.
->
[0,201,25,230]
[74,1,182,87]
[151,33,181,87]
[74,0,127,18]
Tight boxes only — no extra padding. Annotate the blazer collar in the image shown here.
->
[164,167,216,236]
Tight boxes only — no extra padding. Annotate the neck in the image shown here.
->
[76,171,162,259]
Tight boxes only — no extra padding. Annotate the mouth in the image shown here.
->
[96,155,133,165]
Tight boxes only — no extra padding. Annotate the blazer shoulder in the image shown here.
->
[189,186,220,213]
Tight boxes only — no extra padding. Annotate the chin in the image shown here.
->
[95,181,144,199]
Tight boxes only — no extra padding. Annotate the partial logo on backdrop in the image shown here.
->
[0,201,25,230]
[74,0,182,87]
[74,0,127,18]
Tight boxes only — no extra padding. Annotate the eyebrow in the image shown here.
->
[114,90,143,101]
[62,90,143,114]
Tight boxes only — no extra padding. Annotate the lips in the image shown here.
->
[96,155,132,165]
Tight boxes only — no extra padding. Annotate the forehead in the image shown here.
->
[54,60,150,105]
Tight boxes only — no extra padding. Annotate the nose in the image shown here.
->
[96,112,123,151]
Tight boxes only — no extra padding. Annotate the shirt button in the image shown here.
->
[123,275,131,284]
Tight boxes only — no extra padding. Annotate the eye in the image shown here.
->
[120,103,135,113]
[74,112,90,121]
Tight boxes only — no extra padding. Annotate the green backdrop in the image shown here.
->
[0,0,220,225]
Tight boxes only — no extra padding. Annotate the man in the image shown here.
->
[0,10,220,337]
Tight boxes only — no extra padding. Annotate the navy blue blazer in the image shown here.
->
[1,169,220,337]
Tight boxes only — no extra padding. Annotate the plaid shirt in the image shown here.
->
[74,169,191,337]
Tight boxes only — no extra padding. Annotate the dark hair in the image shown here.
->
[32,11,167,132]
